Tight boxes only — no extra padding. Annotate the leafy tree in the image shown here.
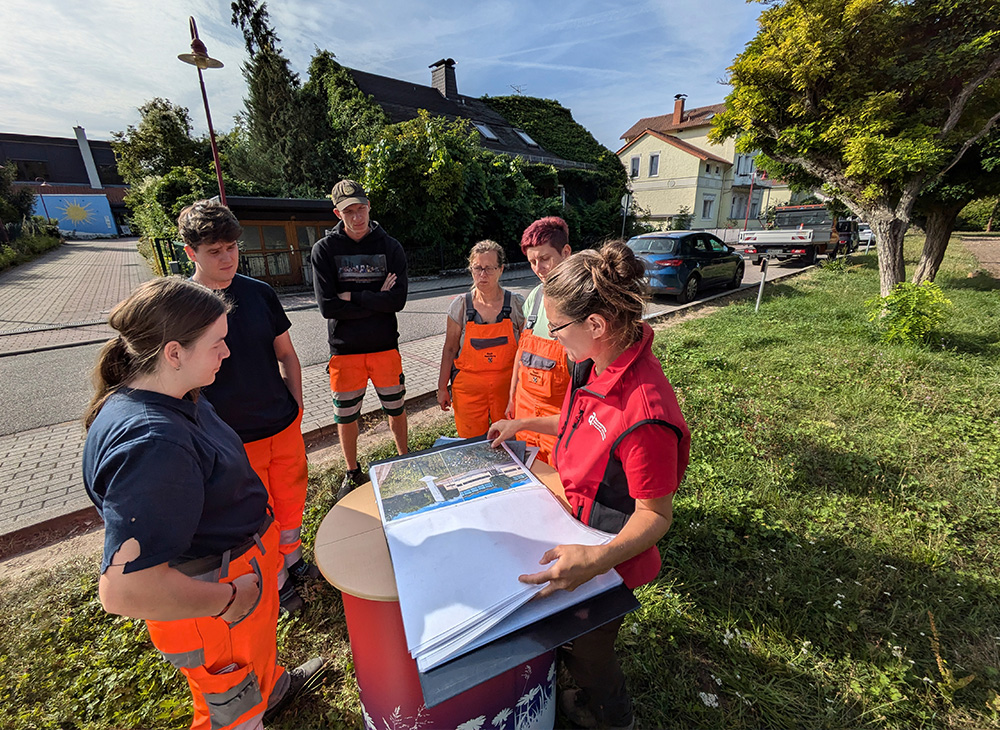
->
[956,196,1000,231]
[712,0,1000,295]
[305,50,388,180]
[125,167,217,241]
[911,133,1000,281]
[228,2,340,196]
[111,99,209,185]
[670,206,693,231]
[358,111,536,272]
[230,0,279,56]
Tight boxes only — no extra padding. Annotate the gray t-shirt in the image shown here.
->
[447,289,526,359]
[520,283,554,341]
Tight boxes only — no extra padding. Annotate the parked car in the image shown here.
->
[626,231,745,304]
[836,219,860,253]
[858,222,875,247]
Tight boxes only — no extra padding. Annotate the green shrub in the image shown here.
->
[821,255,849,273]
[956,196,999,231]
[865,280,952,345]
[0,232,62,273]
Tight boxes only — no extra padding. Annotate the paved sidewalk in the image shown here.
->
[0,238,153,354]
[0,238,534,539]
[0,327,456,537]
[0,235,807,542]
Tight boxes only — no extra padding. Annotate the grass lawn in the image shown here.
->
[1,236,998,729]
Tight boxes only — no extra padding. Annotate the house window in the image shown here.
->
[13,159,49,182]
[648,153,659,177]
[701,194,716,219]
[474,122,499,141]
[715,166,720,175]
[515,129,538,147]
[97,163,125,185]
[706,163,711,174]
[730,195,744,219]
[630,156,640,178]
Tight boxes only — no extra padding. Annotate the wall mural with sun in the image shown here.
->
[32,194,117,236]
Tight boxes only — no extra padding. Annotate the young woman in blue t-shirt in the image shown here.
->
[82,277,322,729]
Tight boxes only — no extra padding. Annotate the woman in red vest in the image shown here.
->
[489,240,691,729]
[438,240,525,437]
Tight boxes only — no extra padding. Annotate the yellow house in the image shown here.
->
[618,96,798,232]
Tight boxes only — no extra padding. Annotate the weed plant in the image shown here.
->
[1,238,998,728]
[865,280,952,346]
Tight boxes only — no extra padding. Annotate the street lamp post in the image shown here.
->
[178,16,227,204]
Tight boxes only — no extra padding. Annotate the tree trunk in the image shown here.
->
[912,203,964,284]
[870,214,908,296]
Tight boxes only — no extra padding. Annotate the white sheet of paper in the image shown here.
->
[370,439,624,670]
[387,485,618,654]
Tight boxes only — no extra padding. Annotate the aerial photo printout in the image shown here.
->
[370,440,540,523]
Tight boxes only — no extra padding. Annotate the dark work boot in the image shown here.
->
[263,657,326,723]
[336,467,365,501]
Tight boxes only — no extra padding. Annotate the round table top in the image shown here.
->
[314,461,566,602]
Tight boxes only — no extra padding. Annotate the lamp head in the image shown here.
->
[177,17,223,69]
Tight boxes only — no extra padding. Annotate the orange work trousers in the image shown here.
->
[512,329,571,465]
[243,409,308,568]
[146,518,286,730]
[452,315,518,438]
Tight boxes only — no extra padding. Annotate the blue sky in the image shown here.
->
[1,0,764,152]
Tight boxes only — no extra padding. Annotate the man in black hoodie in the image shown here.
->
[312,180,409,499]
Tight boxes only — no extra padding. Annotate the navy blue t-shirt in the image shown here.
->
[82,389,270,575]
[201,274,299,443]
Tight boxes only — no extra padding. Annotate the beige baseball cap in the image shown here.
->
[330,179,370,211]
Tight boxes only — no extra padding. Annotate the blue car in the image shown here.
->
[626,232,745,303]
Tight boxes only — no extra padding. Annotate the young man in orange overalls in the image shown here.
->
[506,217,573,465]
[179,200,318,616]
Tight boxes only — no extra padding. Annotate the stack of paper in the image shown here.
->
[369,439,622,672]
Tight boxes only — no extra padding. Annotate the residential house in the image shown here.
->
[349,59,592,170]
[617,96,800,232]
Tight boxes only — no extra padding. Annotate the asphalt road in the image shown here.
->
[0,261,774,437]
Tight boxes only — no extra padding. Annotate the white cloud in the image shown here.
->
[1,0,763,148]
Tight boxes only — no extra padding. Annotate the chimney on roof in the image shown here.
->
[430,58,458,99]
[673,94,687,126]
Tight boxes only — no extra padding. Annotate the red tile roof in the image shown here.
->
[619,102,727,141]
[616,129,731,166]
[13,183,129,205]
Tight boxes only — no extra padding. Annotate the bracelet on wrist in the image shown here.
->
[213,582,238,618]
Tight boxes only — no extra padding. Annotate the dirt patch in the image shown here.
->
[960,235,1000,277]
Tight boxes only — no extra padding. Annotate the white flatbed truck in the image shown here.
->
[738,204,840,265]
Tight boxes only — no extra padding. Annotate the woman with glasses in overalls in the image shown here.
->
[437,239,525,438]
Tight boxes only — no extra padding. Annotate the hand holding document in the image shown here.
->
[369,438,621,671]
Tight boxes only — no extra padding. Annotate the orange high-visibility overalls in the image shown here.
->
[451,290,519,438]
[513,291,571,465]
[145,514,287,730]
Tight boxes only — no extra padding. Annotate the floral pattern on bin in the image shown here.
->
[361,660,555,730]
